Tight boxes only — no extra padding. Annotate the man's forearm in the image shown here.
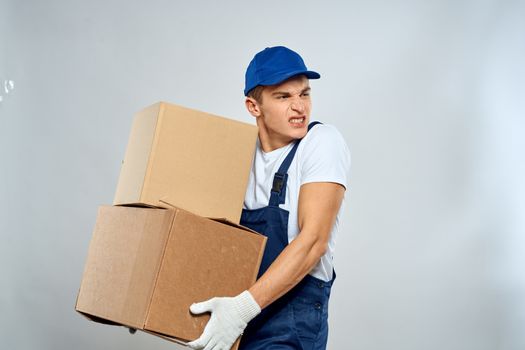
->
[248,182,345,309]
[248,229,327,309]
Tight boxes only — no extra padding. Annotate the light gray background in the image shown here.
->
[1,0,524,349]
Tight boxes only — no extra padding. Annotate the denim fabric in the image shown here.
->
[239,122,331,349]
[239,274,333,350]
[240,205,289,278]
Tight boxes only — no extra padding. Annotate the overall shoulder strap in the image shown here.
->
[269,121,323,206]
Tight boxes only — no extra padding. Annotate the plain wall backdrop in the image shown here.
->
[1,0,524,349]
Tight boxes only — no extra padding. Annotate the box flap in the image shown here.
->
[208,217,260,235]
[76,311,121,326]
[161,200,260,235]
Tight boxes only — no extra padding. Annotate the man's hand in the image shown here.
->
[188,290,261,350]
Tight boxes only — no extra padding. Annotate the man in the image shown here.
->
[188,46,351,350]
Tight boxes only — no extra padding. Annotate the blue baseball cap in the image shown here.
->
[244,46,320,96]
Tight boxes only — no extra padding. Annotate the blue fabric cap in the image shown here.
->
[244,46,320,96]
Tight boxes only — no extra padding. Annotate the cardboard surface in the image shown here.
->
[76,205,266,346]
[76,206,173,328]
[113,102,258,223]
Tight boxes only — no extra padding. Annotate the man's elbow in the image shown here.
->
[310,239,328,259]
[300,227,330,259]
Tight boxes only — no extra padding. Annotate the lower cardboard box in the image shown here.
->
[75,205,266,349]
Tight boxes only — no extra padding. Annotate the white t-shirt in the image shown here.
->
[243,123,351,282]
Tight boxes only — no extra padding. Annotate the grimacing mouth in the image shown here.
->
[289,116,306,124]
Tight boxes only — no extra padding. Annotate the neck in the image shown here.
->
[256,123,294,153]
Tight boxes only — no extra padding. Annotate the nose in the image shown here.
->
[290,98,305,113]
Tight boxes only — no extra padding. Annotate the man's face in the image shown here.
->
[251,75,311,151]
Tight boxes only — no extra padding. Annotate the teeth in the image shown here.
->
[290,117,304,124]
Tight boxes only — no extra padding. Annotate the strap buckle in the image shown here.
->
[271,173,288,194]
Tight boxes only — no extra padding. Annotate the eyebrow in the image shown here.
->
[271,87,311,96]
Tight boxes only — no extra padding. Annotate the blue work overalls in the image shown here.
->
[239,122,335,350]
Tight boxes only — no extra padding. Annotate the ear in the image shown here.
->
[245,97,261,118]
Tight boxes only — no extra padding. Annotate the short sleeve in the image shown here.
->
[300,124,351,189]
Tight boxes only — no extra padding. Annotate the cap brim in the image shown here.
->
[244,70,321,96]
[259,70,321,87]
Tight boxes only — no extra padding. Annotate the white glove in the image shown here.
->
[188,290,261,350]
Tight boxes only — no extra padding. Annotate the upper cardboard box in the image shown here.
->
[76,205,266,346]
[114,102,258,223]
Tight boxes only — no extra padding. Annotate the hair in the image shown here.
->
[247,85,265,103]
